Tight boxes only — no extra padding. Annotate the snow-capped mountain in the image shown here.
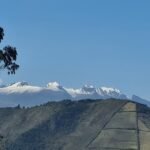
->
[65,85,127,100]
[0,81,149,107]
[0,82,72,107]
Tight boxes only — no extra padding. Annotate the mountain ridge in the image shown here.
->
[0,81,149,107]
[0,99,150,150]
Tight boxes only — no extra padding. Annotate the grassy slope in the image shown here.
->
[0,99,149,150]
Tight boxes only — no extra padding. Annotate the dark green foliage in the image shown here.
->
[8,102,88,150]
[0,27,4,42]
[0,27,19,74]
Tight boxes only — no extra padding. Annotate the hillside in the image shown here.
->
[0,99,150,150]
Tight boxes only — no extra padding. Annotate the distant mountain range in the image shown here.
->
[0,81,149,107]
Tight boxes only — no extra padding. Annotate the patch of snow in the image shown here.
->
[0,81,149,107]
[101,87,121,94]
[47,82,63,91]
[9,82,29,87]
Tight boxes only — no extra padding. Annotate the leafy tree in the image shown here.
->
[0,27,19,74]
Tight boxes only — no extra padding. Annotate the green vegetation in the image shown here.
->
[0,27,19,74]
[0,99,149,149]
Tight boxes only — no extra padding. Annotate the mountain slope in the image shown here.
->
[132,95,150,106]
[0,99,150,150]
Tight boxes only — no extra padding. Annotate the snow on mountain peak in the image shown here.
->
[0,81,149,107]
[98,87,128,100]
[47,82,63,90]
[100,87,121,94]
[9,82,29,87]
[65,84,127,100]
[81,85,96,93]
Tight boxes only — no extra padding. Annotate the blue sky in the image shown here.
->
[0,0,150,99]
